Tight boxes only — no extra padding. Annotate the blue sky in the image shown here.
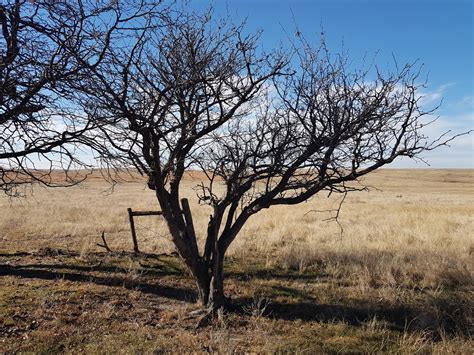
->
[198,0,473,168]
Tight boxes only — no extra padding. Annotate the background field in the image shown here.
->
[1,169,473,353]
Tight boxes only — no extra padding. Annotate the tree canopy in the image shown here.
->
[0,0,161,195]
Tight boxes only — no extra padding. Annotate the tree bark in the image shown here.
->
[194,261,211,307]
[208,254,225,310]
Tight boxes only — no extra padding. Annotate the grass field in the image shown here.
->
[1,169,473,353]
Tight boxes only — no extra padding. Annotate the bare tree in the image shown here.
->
[75,7,466,313]
[0,0,161,195]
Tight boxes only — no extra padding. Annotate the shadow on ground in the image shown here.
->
[0,263,196,302]
[1,251,471,339]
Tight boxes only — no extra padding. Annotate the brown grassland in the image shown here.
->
[0,169,473,353]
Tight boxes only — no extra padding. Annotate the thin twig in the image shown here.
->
[304,192,347,240]
[96,231,112,252]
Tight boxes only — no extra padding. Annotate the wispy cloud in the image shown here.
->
[392,84,473,168]
[418,83,455,108]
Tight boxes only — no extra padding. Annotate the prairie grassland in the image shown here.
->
[1,169,472,289]
[0,169,473,353]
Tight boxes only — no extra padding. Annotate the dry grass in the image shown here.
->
[0,169,473,353]
[1,169,472,291]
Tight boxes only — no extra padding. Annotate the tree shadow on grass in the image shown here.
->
[232,295,471,339]
[0,264,197,303]
[264,300,411,328]
[5,260,184,277]
[1,253,471,338]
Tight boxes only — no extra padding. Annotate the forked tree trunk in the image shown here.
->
[155,191,228,311]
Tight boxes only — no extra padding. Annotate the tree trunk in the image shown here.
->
[194,261,210,307]
[154,187,227,311]
[208,256,225,310]
[192,256,225,310]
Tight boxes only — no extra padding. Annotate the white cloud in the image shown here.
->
[418,83,455,108]
[410,84,473,168]
[391,109,473,168]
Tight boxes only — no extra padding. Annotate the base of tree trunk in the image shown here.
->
[188,294,232,329]
[195,306,225,329]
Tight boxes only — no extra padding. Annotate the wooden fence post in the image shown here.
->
[181,198,199,256]
[128,208,140,253]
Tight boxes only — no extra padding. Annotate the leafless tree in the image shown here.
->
[74,7,467,313]
[0,0,161,195]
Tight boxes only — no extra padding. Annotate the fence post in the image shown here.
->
[127,208,140,253]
